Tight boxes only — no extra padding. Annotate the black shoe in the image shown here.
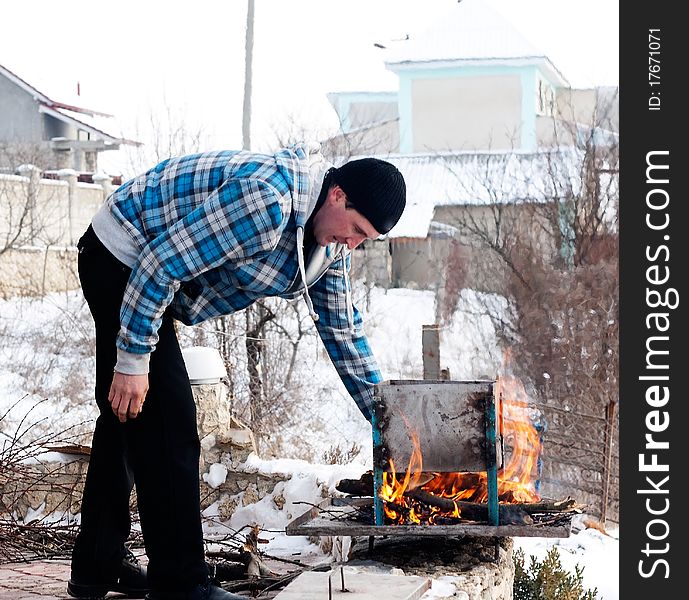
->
[68,548,148,599]
[145,581,244,600]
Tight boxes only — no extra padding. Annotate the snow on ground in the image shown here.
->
[0,290,97,446]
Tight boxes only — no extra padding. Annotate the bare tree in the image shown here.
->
[244,300,275,433]
[0,144,64,256]
[177,296,320,458]
[439,96,619,520]
[248,298,317,455]
[122,99,209,177]
[0,174,37,256]
[0,142,55,174]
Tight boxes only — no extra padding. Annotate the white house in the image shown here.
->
[0,62,139,173]
[326,0,617,157]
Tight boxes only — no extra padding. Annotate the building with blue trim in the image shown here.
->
[326,0,617,157]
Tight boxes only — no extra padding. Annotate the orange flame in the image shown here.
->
[379,375,542,524]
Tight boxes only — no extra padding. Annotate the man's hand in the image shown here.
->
[109,372,149,422]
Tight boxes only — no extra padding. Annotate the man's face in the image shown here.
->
[311,185,381,249]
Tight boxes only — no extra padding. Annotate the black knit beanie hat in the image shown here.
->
[330,158,406,234]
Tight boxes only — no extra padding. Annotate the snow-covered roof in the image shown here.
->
[362,148,591,239]
[326,90,398,103]
[383,0,568,88]
[0,62,139,146]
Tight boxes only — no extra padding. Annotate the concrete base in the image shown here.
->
[274,568,431,599]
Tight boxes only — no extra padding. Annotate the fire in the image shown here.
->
[381,375,542,524]
[380,419,426,523]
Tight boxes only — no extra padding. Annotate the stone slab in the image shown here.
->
[274,569,431,599]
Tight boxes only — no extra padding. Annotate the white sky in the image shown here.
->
[1,0,618,158]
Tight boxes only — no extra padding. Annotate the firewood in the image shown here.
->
[336,473,579,524]
[413,491,577,515]
[404,490,533,525]
[403,489,456,512]
[517,498,578,513]
[498,490,519,503]
[206,550,252,565]
[386,501,413,517]
[336,471,437,496]
[44,444,91,456]
[335,471,373,496]
[210,560,249,581]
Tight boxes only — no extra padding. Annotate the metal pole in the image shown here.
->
[422,324,440,380]
[242,0,255,151]
[372,395,385,526]
[485,385,499,526]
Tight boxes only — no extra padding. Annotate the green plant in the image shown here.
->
[514,547,599,600]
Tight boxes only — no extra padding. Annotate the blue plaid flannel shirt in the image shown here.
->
[103,144,382,421]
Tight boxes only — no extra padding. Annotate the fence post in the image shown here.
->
[601,399,617,524]
[15,164,41,242]
[57,168,78,245]
[422,324,440,380]
[92,172,113,202]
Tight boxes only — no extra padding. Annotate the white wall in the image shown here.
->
[412,74,523,151]
[0,171,109,296]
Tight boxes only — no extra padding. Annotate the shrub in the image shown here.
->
[321,441,362,465]
[513,547,599,600]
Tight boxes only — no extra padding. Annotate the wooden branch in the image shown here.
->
[206,549,252,565]
[211,561,249,581]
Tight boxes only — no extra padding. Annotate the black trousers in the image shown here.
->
[72,225,208,591]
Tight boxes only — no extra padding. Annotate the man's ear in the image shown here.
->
[330,184,346,204]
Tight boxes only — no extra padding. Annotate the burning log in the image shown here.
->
[404,491,577,515]
[336,476,578,525]
[404,490,533,525]
[336,471,454,496]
